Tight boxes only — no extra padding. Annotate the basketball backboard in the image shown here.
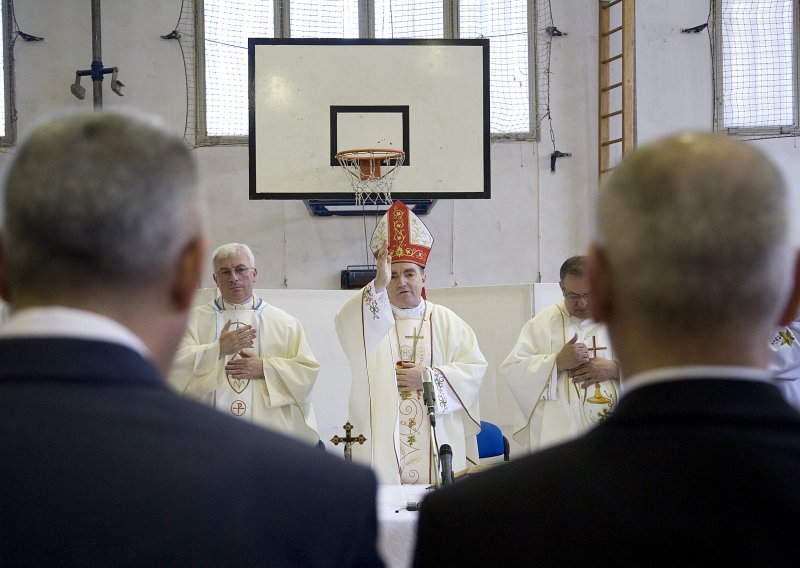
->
[248,38,490,201]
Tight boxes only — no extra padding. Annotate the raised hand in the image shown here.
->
[395,361,424,393]
[374,243,392,292]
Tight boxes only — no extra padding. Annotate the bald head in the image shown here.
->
[592,132,795,343]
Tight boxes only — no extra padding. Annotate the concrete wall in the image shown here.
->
[5,0,800,290]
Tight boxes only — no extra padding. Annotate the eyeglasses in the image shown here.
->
[216,266,254,278]
[562,289,590,302]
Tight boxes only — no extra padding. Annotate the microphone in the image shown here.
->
[422,367,436,427]
[439,443,454,486]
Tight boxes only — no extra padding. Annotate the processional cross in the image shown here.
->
[330,422,367,462]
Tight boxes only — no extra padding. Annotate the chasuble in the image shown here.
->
[169,294,321,445]
[501,300,619,453]
[335,282,487,485]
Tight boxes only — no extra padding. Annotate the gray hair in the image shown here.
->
[1,109,202,295]
[212,243,256,268]
[594,132,793,335]
[559,255,586,283]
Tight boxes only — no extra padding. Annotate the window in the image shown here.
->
[374,1,444,39]
[712,0,799,138]
[460,1,531,134]
[185,0,538,144]
[0,0,15,146]
[201,0,274,139]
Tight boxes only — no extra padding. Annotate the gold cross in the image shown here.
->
[405,332,424,341]
[588,335,607,358]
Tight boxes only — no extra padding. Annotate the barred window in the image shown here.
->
[186,0,539,144]
[0,0,14,146]
[712,0,799,139]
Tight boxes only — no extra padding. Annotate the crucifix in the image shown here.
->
[330,422,367,462]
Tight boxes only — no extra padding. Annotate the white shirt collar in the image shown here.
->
[0,306,150,357]
[214,292,261,311]
[623,365,771,395]
[392,298,426,317]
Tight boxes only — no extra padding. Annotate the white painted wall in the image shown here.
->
[5,0,800,286]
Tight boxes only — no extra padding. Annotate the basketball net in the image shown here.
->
[335,148,405,207]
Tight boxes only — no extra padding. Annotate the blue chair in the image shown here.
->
[476,420,510,461]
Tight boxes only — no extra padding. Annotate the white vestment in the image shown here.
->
[768,320,800,410]
[500,300,619,454]
[169,294,321,445]
[335,282,487,485]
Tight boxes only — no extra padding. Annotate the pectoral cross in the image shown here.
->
[330,422,367,462]
[405,332,424,341]
[587,335,607,358]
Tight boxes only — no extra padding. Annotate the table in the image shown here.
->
[377,485,432,568]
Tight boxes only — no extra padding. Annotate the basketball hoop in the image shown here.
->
[335,148,405,206]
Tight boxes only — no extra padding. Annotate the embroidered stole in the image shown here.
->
[214,308,261,422]
[392,314,433,485]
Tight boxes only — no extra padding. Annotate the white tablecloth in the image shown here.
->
[377,485,432,568]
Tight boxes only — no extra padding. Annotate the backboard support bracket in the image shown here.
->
[304,198,436,217]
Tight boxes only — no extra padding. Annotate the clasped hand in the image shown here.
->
[225,351,265,380]
[556,333,590,371]
[557,333,617,388]
[218,320,264,379]
[218,320,256,358]
[396,362,424,393]
[569,357,616,389]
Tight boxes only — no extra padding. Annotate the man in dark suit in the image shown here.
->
[0,109,383,567]
[413,132,800,567]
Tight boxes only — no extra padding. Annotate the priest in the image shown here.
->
[169,243,321,445]
[335,201,487,485]
[500,255,620,453]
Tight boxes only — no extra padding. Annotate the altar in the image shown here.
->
[377,485,431,568]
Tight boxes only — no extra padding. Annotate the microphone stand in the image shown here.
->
[422,368,443,488]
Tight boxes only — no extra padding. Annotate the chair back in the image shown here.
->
[476,420,510,461]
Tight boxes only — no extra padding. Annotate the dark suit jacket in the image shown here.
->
[414,378,800,567]
[0,338,384,567]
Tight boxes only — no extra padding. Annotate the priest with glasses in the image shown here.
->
[169,243,321,445]
[500,255,620,454]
